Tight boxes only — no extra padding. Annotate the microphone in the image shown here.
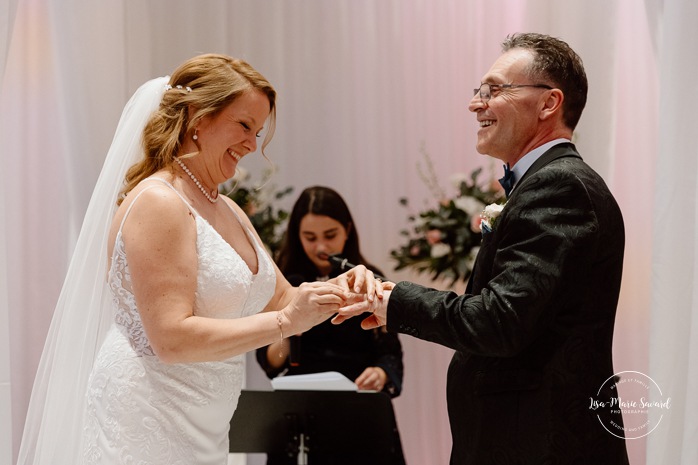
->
[328,254,386,281]
[289,336,301,367]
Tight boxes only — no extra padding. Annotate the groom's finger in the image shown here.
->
[343,292,368,304]
[331,298,373,325]
[332,311,382,328]
[337,300,372,316]
[330,313,349,325]
[361,314,382,329]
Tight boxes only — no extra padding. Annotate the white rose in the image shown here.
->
[480,203,506,232]
[483,203,505,219]
[430,243,451,258]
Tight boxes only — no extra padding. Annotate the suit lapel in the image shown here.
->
[466,143,582,295]
[514,142,582,191]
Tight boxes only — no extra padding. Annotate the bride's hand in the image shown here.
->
[331,265,386,304]
[282,282,348,333]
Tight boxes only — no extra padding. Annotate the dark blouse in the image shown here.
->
[255,267,404,397]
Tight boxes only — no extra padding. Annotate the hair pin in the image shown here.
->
[164,84,192,92]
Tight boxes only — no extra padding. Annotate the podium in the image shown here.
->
[229,389,404,465]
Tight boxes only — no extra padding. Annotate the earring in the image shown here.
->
[192,129,198,141]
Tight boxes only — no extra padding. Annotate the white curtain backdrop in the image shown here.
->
[648,0,698,463]
[1,1,695,464]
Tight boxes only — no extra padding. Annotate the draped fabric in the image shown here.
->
[1,1,695,464]
[647,0,698,463]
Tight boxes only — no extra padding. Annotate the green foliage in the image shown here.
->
[390,149,504,285]
[222,168,293,257]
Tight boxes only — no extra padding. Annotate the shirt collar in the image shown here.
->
[510,138,571,191]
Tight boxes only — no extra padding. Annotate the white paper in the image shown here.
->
[271,371,358,391]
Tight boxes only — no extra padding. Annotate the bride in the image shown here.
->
[17,53,380,465]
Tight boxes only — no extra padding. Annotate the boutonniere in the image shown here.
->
[480,202,506,234]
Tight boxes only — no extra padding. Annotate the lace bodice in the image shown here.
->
[83,178,276,464]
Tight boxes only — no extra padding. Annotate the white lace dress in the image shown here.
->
[83,179,276,465]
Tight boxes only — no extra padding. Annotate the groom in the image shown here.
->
[338,33,629,464]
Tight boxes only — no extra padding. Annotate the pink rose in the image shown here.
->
[426,229,443,244]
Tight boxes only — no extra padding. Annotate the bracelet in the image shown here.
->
[276,311,284,358]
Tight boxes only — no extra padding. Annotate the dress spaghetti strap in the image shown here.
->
[117,177,198,234]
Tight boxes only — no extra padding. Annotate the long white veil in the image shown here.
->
[17,76,170,465]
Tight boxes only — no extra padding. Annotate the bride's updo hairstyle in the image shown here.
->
[118,53,277,204]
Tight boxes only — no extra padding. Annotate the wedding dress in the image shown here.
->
[82,178,275,464]
[17,76,274,465]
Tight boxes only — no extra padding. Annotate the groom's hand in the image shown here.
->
[332,287,393,329]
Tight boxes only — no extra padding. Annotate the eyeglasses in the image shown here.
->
[473,83,553,104]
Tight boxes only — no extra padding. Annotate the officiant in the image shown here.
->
[255,186,405,465]
[256,186,404,397]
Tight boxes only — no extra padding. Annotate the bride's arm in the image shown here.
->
[122,189,347,364]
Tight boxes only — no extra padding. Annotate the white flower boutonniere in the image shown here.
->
[480,203,506,234]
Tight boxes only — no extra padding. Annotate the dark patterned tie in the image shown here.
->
[498,163,514,197]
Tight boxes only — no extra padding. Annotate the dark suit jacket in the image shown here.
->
[387,143,629,464]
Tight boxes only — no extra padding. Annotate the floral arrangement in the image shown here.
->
[390,147,505,285]
[221,167,293,257]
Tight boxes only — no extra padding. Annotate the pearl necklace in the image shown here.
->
[175,157,219,203]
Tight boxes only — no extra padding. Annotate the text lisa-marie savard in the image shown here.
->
[589,397,671,412]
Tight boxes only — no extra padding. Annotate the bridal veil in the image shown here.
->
[17,76,170,465]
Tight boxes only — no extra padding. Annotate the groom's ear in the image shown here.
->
[538,88,564,122]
